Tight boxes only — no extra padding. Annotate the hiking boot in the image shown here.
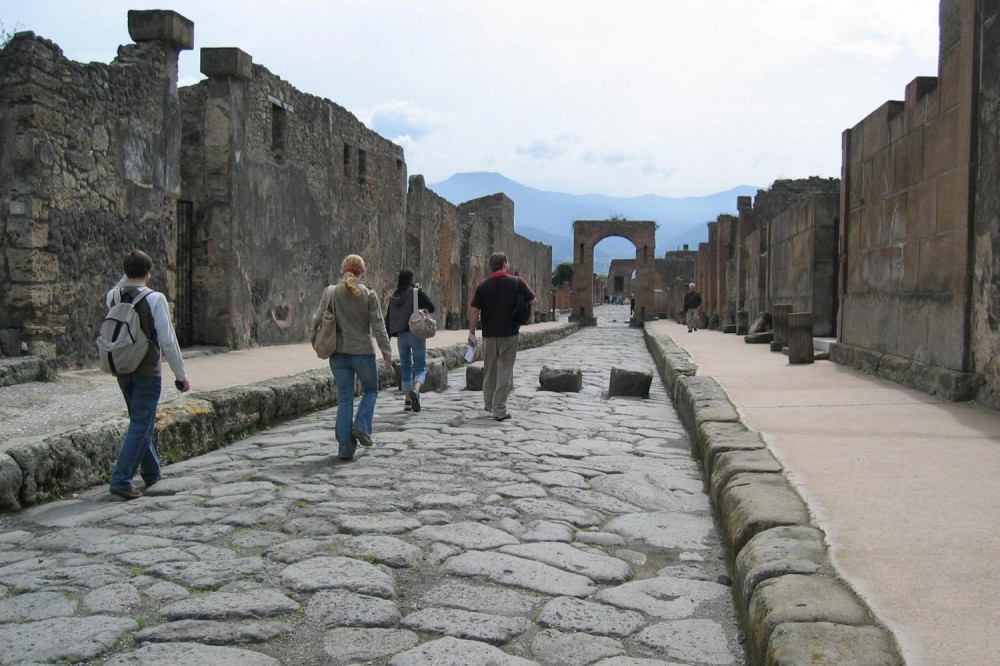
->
[110,485,142,500]
[351,427,374,447]
[410,390,421,413]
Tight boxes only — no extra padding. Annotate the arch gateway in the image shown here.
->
[569,219,656,326]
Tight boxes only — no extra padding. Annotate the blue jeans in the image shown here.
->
[330,353,379,458]
[396,331,427,392]
[111,374,162,489]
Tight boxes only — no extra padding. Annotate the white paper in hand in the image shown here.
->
[464,346,476,363]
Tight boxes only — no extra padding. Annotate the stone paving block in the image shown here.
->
[323,627,419,663]
[608,367,652,397]
[400,607,531,644]
[747,574,872,665]
[387,635,538,665]
[104,642,280,665]
[764,621,904,665]
[466,361,484,391]
[135,619,292,646]
[539,365,583,392]
[531,628,625,665]
[733,526,829,614]
[709,448,784,504]
[717,472,811,557]
[0,615,137,664]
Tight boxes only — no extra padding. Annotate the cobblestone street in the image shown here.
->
[0,306,745,665]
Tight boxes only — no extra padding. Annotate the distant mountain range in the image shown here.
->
[428,172,760,272]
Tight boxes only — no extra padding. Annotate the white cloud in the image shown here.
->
[368,99,444,142]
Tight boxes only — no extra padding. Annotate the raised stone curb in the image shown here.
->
[0,324,578,511]
[643,327,905,665]
[831,341,979,401]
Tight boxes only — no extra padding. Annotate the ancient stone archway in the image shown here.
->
[570,220,656,326]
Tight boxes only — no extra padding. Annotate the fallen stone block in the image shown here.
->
[764,621,904,666]
[744,332,773,344]
[466,362,484,391]
[608,367,652,398]
[733,526,829,614]
[539,365,582,392]
[422,359,449,392]
[747,574,871,665]
[0,356,50,388]
[717,472,811,558]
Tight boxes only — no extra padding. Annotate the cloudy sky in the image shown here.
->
[3,1,940,197]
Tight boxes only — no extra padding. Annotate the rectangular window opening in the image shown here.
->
[343,145,351,177]
[271,105,287,160]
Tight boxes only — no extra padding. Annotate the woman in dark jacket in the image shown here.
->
[385,270,435,412]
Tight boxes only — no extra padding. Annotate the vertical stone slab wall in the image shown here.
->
[180,49,407,349]
[0,11,192,364]
[744,227,764,324]
[972,0,1000,406]
[769,194,839,336]
[839,0,976,373]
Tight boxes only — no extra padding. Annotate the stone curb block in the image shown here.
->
[732,526,829,616]
[709,448,784,505]
[718,472,812,559]
[674,375,741,435]
[747,574,873,665]
[642,327,905,666]
[0,324,579,511]
[643,328,697,396]
[764,621,904,666]
[695,421,766,481]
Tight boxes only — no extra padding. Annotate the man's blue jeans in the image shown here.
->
[396,330,427,392]
[111,374,162,489]
[330,353,379,458]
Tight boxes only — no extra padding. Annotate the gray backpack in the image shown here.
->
[97,288,152,375]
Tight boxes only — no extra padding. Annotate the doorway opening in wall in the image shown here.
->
[176,200,194,347]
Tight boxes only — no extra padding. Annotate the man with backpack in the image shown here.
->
[467,252,536,422]
[101,250,189,499]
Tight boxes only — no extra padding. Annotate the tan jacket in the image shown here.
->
[313,282,392,359]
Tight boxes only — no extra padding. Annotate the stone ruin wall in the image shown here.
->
[607,259,637,299]
[654,250,696,318]
[180,48,409,348]
[972,0,1000,407]
[0,11,193,364]
[0,12,552,366]
[746,193,839,336]
[839,0,985,387]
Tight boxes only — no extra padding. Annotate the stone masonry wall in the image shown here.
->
[839,0,975,373]
[0,11,193,364]
[972,0,1000,407]
[406,175,464,329]
[179,49,407,349]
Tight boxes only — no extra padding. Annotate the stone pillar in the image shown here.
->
[771,303,792,352]
[787,312,814,364]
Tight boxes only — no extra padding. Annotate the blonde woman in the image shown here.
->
[317,254,393,461]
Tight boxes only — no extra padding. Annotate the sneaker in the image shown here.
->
[338,455,355,462]
[351,427,374,447]
[494,413,511,422]
[410,390,421,413]
[404,399,412,412]
[110,485,142,500]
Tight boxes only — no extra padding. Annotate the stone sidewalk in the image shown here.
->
[0,309,748,665]
[649,318,1000,666]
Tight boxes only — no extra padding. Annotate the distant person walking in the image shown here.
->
[315,254,393,461]
[385,269,435,413]
[468,252,536,421]
[104,249,189,500]
[683,282,702,332]
[629,292,636,318]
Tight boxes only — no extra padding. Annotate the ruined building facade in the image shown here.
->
[686,0,1000,407]
[0,10,550,367]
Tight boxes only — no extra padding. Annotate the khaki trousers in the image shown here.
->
[482,335,518,419]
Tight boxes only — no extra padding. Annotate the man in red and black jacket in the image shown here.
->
[468,252,537,421]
